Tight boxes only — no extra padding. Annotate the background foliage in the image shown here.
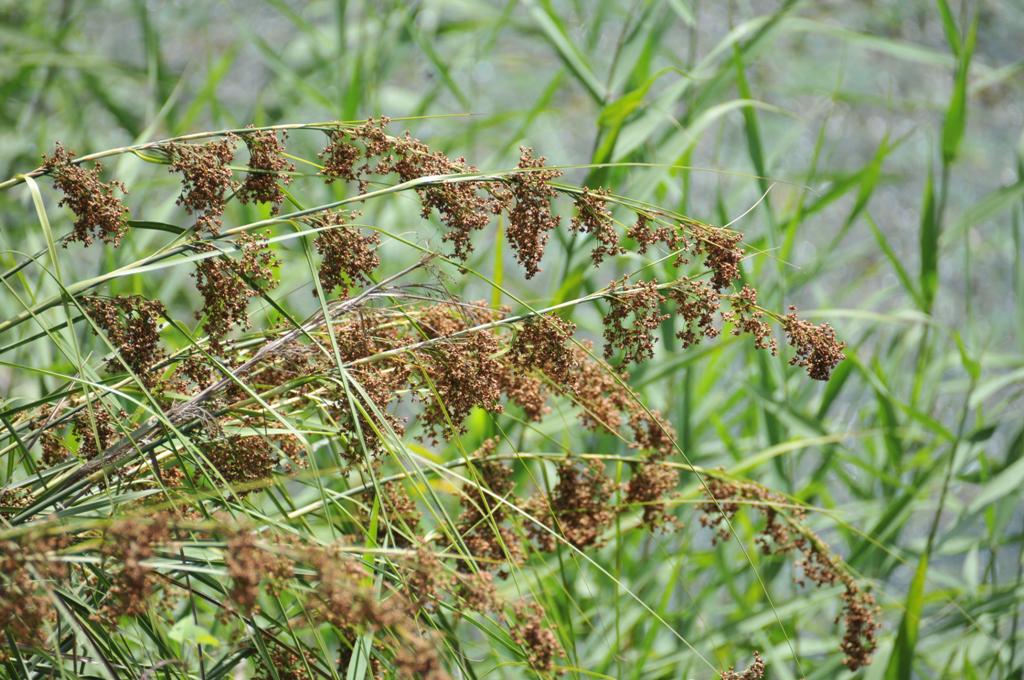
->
[1,1,1023,678]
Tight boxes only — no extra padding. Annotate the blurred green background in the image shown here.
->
[2,0,1024,677]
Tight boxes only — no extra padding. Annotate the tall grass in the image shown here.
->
[1,2,1022,678]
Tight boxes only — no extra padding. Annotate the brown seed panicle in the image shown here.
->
[192,232,279,352]
[454,438,523,571]
[42,143,130,247]
[508,314,578,386]
[237,128,294,214]
[667,278,721,349]
[319,129,363,185]
[724,285,777,354]
[510,601,562,674]
[689,223,744,291]
[401,544,450,612]
[625,411,680,531]
[415,331,504,443]
[0,533,69,658]
[603,278,669,367]
[526,459,616,552]
[166,135,237,235]
[83,295,167,387]
[699,476,880,671]
[312,210,381,298]
[782,310,846,381]
[97,514,171,621]
[73,406,125,459]
[225,529,293,615]
[721,652,766,680]
[505,147,563,278]
[571,187,624,265]
[626,213,683,257]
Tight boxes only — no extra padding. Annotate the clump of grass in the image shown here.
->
[1,120,863,678]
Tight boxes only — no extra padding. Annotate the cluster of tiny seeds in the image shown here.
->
[509,601,562,674]
[724,285,777,353]
[0,534,69,657]
[40,432,68,465]
[508,314,578,386]
[401,544,449,611]
[626,213,683,256]
[505,147,563,278]
[82,295,167,387]
[225,529,293,614]
[456,570,501,614]
[625,411,680,530]
[720,652,766,680]
[570,187,623,265]
[602,278,669,366]
[689,223,745,291]
[192,232,279,352]
[368,481,423,548]
[312,210,380,297]
[318,128,363,185]
[455,437,523,571]
[385,132,506,262]
[42,143,130,246]
[526,460,616,552]
[782,310,846,381]
[564,342,633,432]
[165,135,237,235]
[97,514,171,621]
[667,279,721,348]
[202,433,276,491]
[73,406,124,459]
[236,128,294,214]
[415,331,505,443]
[699,476,879,670]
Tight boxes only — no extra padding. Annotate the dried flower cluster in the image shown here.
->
[721,652,766,680]
[0,533,68,657]
[192,233,279,351]
[225,529,293,614]
[783,310,846,381]
[509,601,562,674]
[166,136,237,234]
[505,147,563,277]
[571,187,623,265]
[526,459,616,551]
[700,476,880,670]
[603,278,669,366]
[312,210,380,297]
[83,295,167,387]
[42,143,130,246]
[98,514,171,621]
[236,128,294,213]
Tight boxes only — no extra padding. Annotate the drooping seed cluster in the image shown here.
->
[83,295,167,387]
[74,405,124,459]
[225,529,293,614]
[192,232,279,352]
[526,459,616,551]
[505,147,563,277]
[166,135,238,235]
[0,533,69,658]
[455,437,522,571]
[571,187,624,265]
[236,128,294,214]
[97,514,171,621]
[699,476,880,670]
[721,652,765,680]
[312,210,380,297]
[782,310,846,381]
[603,278,670,366]
[509,601,562,674]
[42,143,130,246]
